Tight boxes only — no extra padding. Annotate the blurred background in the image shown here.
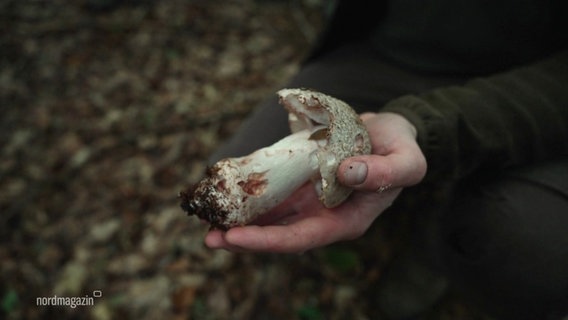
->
[1,1,484,319]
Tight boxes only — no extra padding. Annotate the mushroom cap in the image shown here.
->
[277,88,371,207]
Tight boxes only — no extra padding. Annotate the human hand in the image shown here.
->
[205,112,427,253]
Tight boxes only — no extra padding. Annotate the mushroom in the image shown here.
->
[180,88,371,229]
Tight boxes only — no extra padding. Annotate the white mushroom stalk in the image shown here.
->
[181,88,371,229]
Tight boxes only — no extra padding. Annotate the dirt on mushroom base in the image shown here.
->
[1,1,490,319]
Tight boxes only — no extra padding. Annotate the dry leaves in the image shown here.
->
[1,1,485,319]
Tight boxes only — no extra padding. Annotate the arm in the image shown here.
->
[381,51,568,183]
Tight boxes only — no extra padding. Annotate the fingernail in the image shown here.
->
[344,161,367,185]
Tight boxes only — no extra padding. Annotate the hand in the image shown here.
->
[205,112,427,253]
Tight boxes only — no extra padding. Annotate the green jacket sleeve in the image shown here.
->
[382,51,568,183]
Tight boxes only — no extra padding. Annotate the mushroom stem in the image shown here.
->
[184,128,324,229]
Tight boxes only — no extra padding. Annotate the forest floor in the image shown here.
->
[1,1,490,319]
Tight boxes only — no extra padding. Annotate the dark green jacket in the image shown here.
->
[313,0,568,182]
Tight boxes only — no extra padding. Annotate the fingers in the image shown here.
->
[206,216,345,253]
[204,189,401,253]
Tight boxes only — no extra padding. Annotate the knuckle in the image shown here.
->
[379,165,395,186]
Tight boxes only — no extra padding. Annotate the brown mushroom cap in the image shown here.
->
[277,88,371,207]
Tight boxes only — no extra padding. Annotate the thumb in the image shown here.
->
[338,154,426,192]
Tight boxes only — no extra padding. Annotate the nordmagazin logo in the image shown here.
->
[36,290,102,308]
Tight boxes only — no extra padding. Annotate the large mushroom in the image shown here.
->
[180,88,371,229]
